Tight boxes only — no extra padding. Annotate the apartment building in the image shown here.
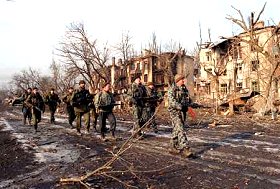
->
[197,21,280,102]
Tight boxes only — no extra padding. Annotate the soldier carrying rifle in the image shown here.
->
[144,82,163,133]
[24,87,45,132]
[71,80,93,135]
[20,87,32,125]
[62,87,76,128]
[94,82,118,141]
[44,88,61,124]
[167,74,193,158]
[127,74,148,138]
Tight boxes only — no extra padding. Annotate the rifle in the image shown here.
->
[32,106,43,113]
[98,103,121,108]
[141,96,157,101]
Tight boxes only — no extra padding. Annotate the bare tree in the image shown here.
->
[148,32,161,54]
[114,31,136,64]
[226,3,280,113]
[11,67,52,95]
[163,39,182,52]
[57,22,111,91]
[49,60,76,94]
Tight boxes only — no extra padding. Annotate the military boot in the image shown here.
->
[101,133,108,142]
[23,118,26,125]
[108,131,116,141]
[181,147,193,158]
[168,147,181,155]
[34,124,38,133]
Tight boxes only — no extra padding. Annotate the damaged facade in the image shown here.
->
[110,50,195,95]
[197,21,280,109]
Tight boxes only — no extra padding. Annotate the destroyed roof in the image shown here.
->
[201,39,230,49]
[220,90,260,107]
[209,39,230,48]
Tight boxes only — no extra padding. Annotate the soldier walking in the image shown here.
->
[62,87,76,127]
[144,82,162,133]
[25,87,45,132]
[71,80,93,135]
[45,88,61,124]
[167,74,193,158]
[94,83,116,141]
[21,87,32,125]
[89,87,100,132]
[127,74,148,138]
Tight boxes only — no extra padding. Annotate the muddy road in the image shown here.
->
[0,104,280,189]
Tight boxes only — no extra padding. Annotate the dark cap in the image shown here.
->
[79,80,86,84]
[132,74,141,81]
[50,88,55,91]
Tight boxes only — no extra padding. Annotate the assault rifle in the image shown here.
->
[98,103,121,108]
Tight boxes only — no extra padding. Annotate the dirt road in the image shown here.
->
[1,105,280,188]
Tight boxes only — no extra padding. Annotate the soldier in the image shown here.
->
[62,87,76,127]
[71,80,93,135]
[21,87,32,125]
[127,74,148,138]
[45,88,61,124]
[25,87,45,132]
[144,82,162,133]
[167,74,193,158]
[89,87,100,132]
[94,83,116,141]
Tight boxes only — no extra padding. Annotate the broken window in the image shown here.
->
[154,73,164,84]
[250,38,259,52]
[130,63,135,70]
[144,74,148,82]
[251,60,259,71]
[205,83,211,94]
[137,63,141,72]
[251,81,260,92]
[220,83,228,94]
[206,51,212,61]
[237,62,242,71]
[274,78,279,93]
[236,82,242,91]
[143,61,148,71]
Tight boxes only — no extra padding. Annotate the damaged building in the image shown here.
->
[110,50,195,95]
[196,21,280,112]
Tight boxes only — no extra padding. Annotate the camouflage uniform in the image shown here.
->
[168,83,191,151]
[127,82,148,136]
[94,90,116,139]
[21,89,32,125]
[45,90,61,123]
[71,86,93,133]
[144,85,162,133]
[62,90,76,127]
[25,89,45,132]
[90,92,99,131]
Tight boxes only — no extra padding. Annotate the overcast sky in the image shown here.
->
[0,0,279,87]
